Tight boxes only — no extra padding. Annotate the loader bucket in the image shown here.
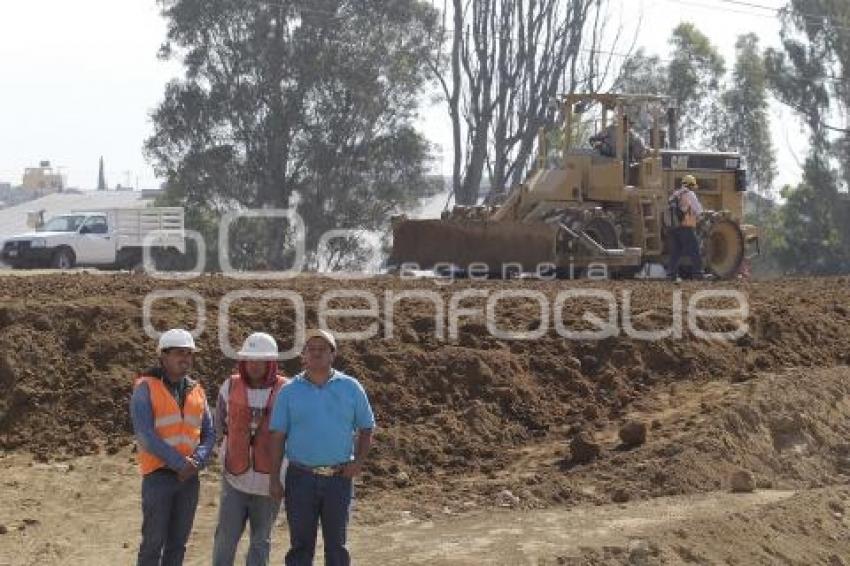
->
[389,219,559,274]
[703,218,745,279]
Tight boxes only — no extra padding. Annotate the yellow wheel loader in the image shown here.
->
[389,93,757,279]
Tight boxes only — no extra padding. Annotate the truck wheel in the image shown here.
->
[52,248,76,270]
[160,247,185,271]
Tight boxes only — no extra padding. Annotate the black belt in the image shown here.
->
[289,461,344,477]
[146,467,178,477]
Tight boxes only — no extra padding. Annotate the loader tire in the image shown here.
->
[702,219,744,279]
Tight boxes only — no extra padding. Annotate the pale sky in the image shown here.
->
[0,0,177,190]
[0,0,804,192]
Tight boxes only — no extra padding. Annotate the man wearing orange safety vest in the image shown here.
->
[212,332,288,566]
[130,328,215,566]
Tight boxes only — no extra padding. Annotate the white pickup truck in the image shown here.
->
[1,207,186,270]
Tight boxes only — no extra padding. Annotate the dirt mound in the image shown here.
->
[561,486,850,565]
[0,274,849,510]
[553,366,850,507]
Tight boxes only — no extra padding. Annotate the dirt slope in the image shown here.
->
[1,275,849,505]
[1,274,850,562]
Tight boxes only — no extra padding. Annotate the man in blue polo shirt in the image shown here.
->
[269,329,375,566]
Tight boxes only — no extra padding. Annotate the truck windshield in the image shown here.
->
[40,215,88,232]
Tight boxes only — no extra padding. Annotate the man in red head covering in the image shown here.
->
[212,332,288,566]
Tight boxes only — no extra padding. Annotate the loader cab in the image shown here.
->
[557,94,668,204]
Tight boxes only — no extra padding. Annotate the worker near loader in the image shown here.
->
[667,174,705,281]
[130,328,215,566]
[212,332,289,566]
[269,329,375,566]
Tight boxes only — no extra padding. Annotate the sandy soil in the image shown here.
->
[1,447,848,565]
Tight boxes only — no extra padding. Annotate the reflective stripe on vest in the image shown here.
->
[224,374,286,476]
[164,435,201,449]
[154,414,182,428]
[135,375,206,476]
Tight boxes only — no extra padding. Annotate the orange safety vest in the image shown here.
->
[225,374,286,476]
[134,375,207,476]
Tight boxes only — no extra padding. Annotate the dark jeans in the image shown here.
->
[284,466,353,566]
[137,469,200,566]
[668,226,703,278]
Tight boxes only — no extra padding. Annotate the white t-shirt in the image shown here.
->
[217,379,287,496]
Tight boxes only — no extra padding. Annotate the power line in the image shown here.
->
[658,0,780,19]
[713,0,784,12]
[660,0,850,35]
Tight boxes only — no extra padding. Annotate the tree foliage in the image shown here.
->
[146,0,440,269]
[762,0,850,274]
[767,157,850,274]
[720,34,776,203]
[613,48,667,96]
[667,23,727,148]
[615,23,727,149]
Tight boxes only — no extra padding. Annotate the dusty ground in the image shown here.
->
[1,273,850,563]
[1,448,848,565]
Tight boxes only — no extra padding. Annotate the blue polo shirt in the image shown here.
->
[270,370,375,467]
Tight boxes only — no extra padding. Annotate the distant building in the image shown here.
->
[22,161,63,193]
[97,156,107,191]
[141,188,164,199]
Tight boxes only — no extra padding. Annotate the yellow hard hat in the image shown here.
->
[682,174,698,188]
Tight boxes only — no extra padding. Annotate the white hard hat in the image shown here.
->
[238,332,279,360]
[305,329,337,351]
[158,328,197,353]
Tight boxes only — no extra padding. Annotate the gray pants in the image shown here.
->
[137,470,200,566]
[212,478,280,566]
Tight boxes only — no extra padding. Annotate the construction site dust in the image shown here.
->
[1,273,850,564]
